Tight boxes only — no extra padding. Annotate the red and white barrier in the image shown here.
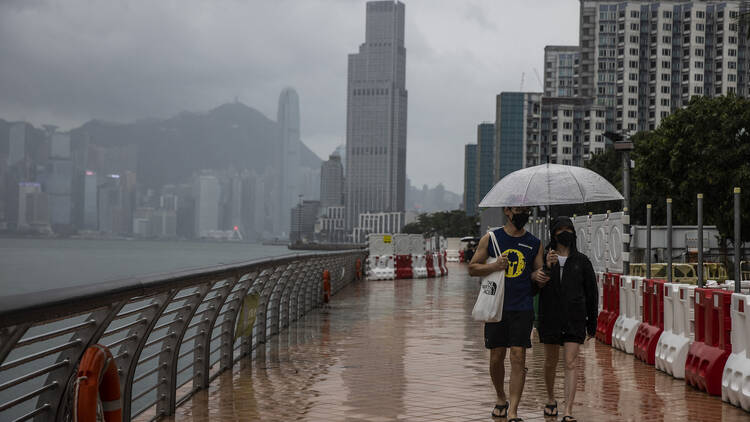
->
[685,288,733,396]
[634,279,666,365]
[613,276,643,354]
[722,293,750,411]
[654,284,696,379]
[596,273,620,345]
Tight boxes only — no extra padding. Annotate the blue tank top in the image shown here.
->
[487,227,541,311]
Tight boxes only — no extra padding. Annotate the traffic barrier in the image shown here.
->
[459,249,465,263]
[654,284,696,379]
[368,255,396,280]
[395,255,413,279]
[425,253,436,278]
[322,270,331,303]
[595,272,605,312]
[722,293,750,410]
[612,276,643,354]
[412,254,428,278]
[596,273,620,345]
[685,289,733,396]
[634,279,665,365]
[433,252,443,277]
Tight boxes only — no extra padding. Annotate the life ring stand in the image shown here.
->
[73,344,122,422]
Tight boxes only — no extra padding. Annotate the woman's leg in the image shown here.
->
[543,343,559,406]
[563,341,581,416]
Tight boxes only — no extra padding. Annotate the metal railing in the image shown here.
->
[0,250,365,422]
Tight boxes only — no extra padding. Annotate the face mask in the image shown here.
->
[556,231,574,247]
[511,212,530,230]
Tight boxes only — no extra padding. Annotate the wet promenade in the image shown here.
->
[160,263,750,421]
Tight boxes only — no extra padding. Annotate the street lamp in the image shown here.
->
[606,131,634,275]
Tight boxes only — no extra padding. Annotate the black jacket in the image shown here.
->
[538,218,598,340]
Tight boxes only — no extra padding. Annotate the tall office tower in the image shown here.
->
[495,93,542,178]
[463,144,478,216]
[46,133,73,228]
[17,182,49,230]
[544,46,581,97]
[475,123,496,204]
[194,173,221,238]
[83,171,98,230]
[346,0,407,229]
[320,153,345,209]
[277,88,301,237]
[579,0,750,134]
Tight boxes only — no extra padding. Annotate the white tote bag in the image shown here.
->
[471,230,506,322]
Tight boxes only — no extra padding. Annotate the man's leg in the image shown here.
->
[543,343,560,407]
[563,342,581,416]
[507,346,526,419]
[490,347,508,409]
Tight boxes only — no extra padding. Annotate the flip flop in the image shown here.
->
[561,416,578,422]
[544,400,558,416]
[491,401,509,418]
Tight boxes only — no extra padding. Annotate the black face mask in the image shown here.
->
[511,212,530,230]
[556,231,575,247]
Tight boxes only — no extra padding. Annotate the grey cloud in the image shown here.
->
[0,0,578,193]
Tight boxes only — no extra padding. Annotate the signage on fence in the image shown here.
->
[574,212,625,274]
[235,293,260,341]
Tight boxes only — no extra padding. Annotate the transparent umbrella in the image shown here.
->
[478,163,623,207]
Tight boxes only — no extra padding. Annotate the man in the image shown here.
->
[469,206,549,422]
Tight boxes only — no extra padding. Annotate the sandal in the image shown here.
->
[491,401,509,418]
[561,416,578,422]
[508,419,524,422]
[544,400,558,416]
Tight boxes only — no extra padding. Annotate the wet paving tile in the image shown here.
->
[158,263,750,421]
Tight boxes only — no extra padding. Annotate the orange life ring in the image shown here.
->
[74,344,122,422]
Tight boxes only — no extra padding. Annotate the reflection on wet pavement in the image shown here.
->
[158,263,749,421]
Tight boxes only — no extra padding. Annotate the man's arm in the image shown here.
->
[468,234,507,277]
[530,243,550,288]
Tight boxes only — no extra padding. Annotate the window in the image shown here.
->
[661,73,671,81]
[563,122,572,129]
[563,147,572,154]
[629,60,638,68]
[631,23,639,31]
[696,36,704,44]
[729,49,737,57]
[629,73,638,81]
[696,23,704,31]
[728,74,737,82]
[663,36,672,44]
[631,10,639,18]
[697,11,705,19]
[694,86,703,94]
[662,61,671,69]
[629,35,639,43]
[663,11,672,19]
[629,48,639,56]
[694,74,703,82]
[729,23,738,32]
[661,86,670,94]
[695,48,704,57]
[628,98,637,105]
[661,98,670,106]
[628,86,638,93]
[663,23,672,31]
[563,110,572,117]
[728,61,737,70]
[662,48,671,56]
[695,61,703,69]
[730,11,739,19]
[728,36,737,44]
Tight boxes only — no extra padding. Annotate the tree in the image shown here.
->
[402,210,479,237]
[630,95,750,243]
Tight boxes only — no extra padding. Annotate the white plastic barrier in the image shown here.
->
[368,255,395,280]
[596,272,605,312]
[432,252,442,277]
[446,237,461,262]
[612,276,643,354]
[655,283,687,377]
[656,284,697,379]
[409,235,428,278]
[722,293,750,411]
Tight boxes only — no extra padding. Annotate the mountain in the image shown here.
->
[69,102,321,189]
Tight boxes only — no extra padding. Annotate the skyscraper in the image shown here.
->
[544,46,581,98]
[277,88,301,236]
[346,0,407,229]
[495,93,542,177]
[578,0,750,133]
[463,144,478,216]
[194,173,220,238]
[320,153,345,209]
[476,123,496,203]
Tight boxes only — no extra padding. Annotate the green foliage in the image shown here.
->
[402,210,479,237]
[630,95,750,242]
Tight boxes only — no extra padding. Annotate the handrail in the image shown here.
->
[0,249,365,422]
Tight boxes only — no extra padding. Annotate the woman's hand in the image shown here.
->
[532,268,550,287]
[546,249,558,268]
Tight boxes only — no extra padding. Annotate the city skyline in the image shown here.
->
[0,0,581,193]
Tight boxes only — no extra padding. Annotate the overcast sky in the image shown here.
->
[0,0,579,193]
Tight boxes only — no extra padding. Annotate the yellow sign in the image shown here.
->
[234,293,260,341]
[383,235,392,243]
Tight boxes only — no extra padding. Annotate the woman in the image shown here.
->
[537,217,598,422]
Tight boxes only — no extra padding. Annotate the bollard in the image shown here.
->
[667,198,673,284]
[647,204,652,279]
[322,270,331,303]
[734,188,741,293]
[698,193,704,287]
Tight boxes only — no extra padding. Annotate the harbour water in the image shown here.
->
[0,238,291,297]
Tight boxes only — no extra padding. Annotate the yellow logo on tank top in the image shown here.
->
[502,249,526,278]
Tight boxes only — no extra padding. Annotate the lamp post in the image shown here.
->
[609,132,635,276]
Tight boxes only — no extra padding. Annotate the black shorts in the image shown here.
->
[484,310,534,349]
[539,331,585,346]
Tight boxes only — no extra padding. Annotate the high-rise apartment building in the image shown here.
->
[544,46,581,97]
[320,153,345,209]
[494,93,542,177]
[346,0,407,229]
[194,173,220,238]
[541,97,608,166]
[476,123,496,203]
[463,144,478,216]
[579,0,750,134]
